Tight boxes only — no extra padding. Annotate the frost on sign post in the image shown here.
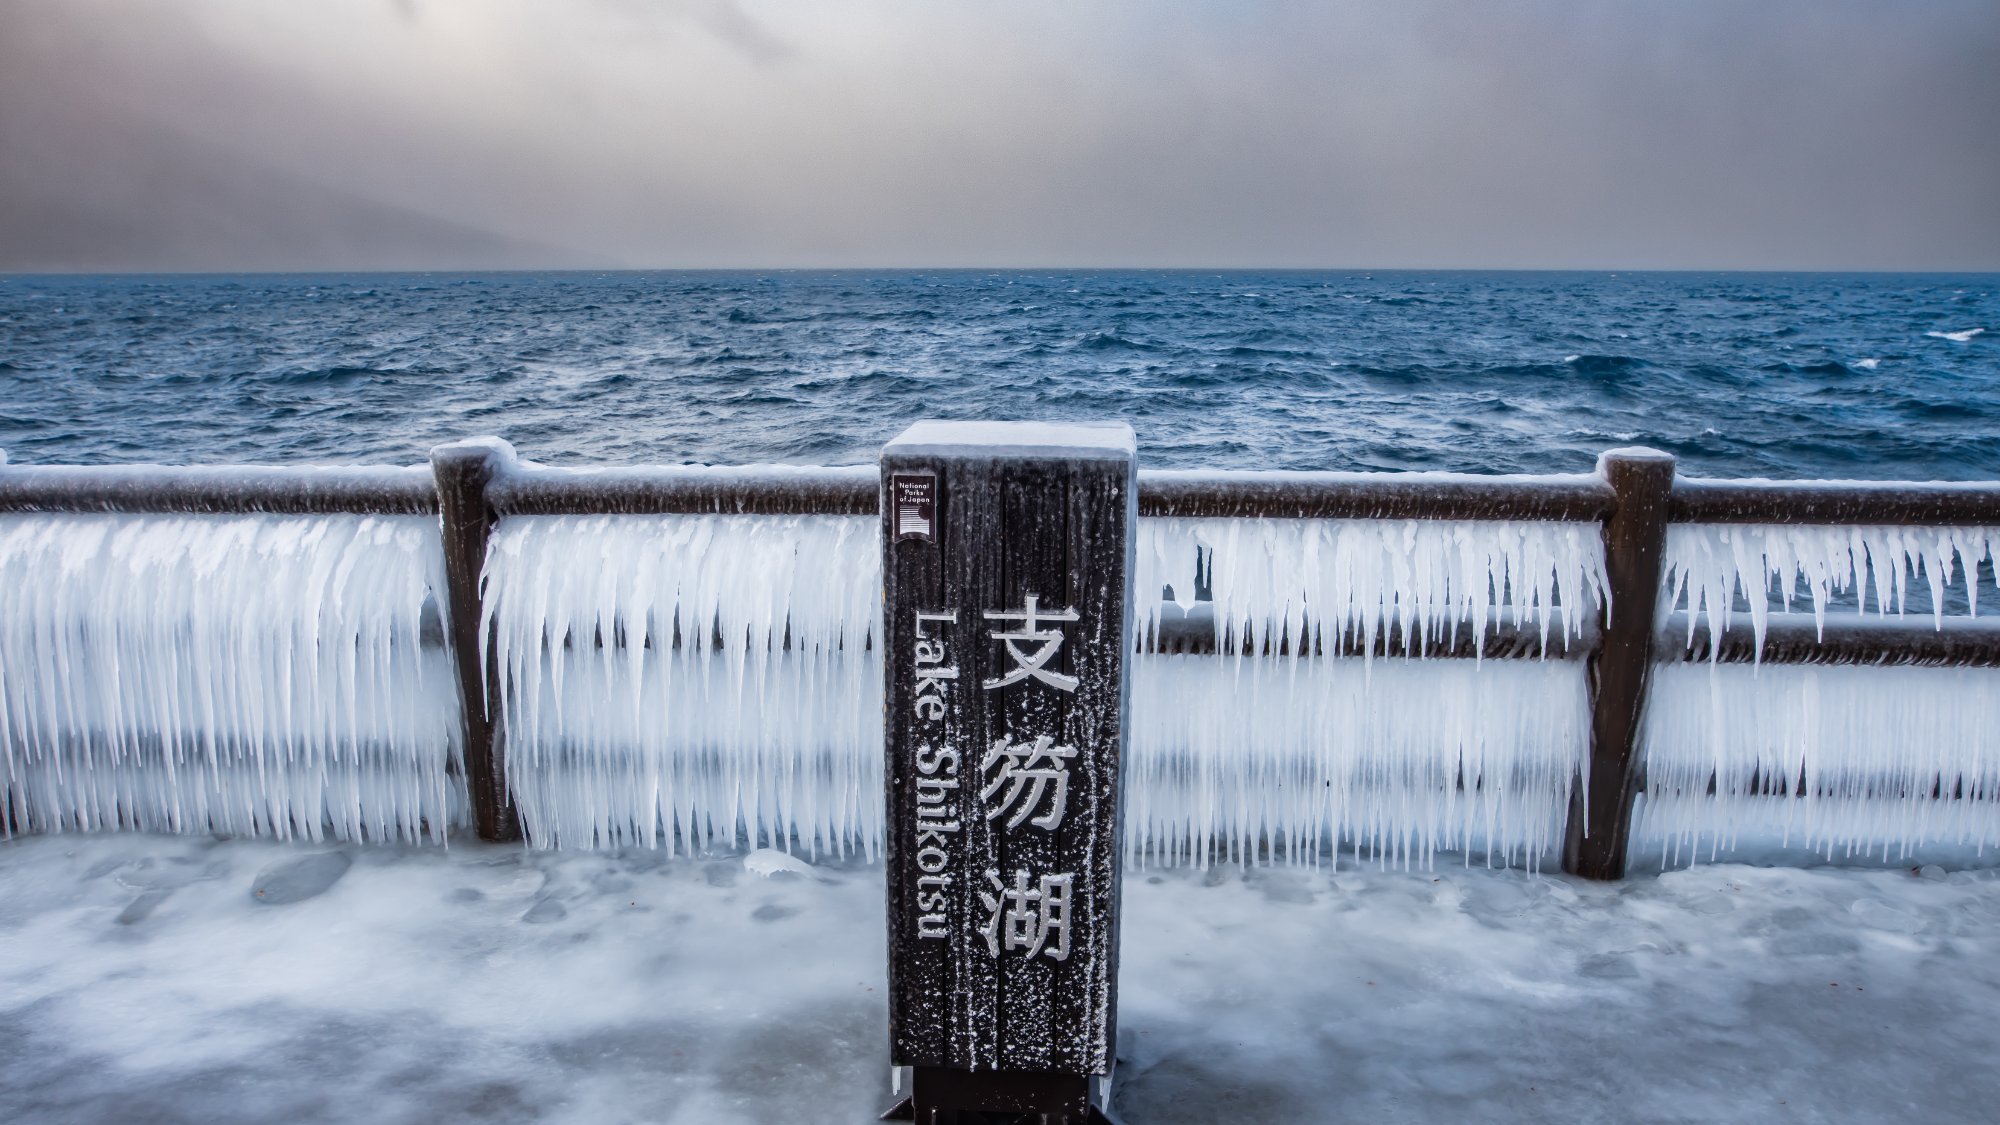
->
[882,421,1134,1123]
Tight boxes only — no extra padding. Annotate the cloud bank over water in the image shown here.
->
[2,0,1996,271]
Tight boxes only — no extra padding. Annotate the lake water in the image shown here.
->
[2,270,1995,478]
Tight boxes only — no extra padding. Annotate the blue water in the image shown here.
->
[1,271,1995,478]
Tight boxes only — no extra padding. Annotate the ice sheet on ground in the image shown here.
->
[4,835,1999,1124]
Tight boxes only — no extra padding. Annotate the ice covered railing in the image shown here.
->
[478,455,1621,869]
[482,513,880,856]
[1637,481,2000,867]
[0,444,887,854]
[5,442,2000,880]
[0,459,460,843]
[1132,466,1625,872]
[1129,510,1606,870]
[437,443,883,855]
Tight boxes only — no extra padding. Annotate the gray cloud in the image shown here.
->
[1,0,1995,271]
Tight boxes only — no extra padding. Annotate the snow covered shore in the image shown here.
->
[2,835,1997,1123]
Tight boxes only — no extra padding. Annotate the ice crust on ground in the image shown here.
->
[0,514,461,843]
[1648,524,2000,865]
[481,514,881,856]
[2,834,1998,1124]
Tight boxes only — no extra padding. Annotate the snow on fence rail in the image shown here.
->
[1,442,1997,878]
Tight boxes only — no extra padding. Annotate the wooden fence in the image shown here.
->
[3,441,1996,879]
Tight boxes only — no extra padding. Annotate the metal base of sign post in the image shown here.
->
[880,1066,1121,1124]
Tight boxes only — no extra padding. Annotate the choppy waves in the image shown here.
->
[0,270,1995,477]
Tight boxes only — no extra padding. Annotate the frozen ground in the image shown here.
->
[3,836,1998,1124]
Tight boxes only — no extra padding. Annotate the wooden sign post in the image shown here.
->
[881,422,1135,1125]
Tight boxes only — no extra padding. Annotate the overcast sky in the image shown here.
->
[2,0,1996,272]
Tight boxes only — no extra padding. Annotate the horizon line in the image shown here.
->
[6,265,2000,278]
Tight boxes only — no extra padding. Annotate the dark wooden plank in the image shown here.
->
[488,464,877,516]
[1145,608,1598,659]
[1671,478,2000,526]
[1564,448,1677,881]
[0,462,438,515]
[1138,469,1614,522]
[1658,612,2000,667]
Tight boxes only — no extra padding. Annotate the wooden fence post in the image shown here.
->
[1563,447,1676,880]
[881,422,1135,1124]
[431,438,520,843]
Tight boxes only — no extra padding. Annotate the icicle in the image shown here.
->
[1135,518,1606,660]
[1125,517,1603,870]
[0,513,460,843]
[1648,524,2000,864]
[1662,525,1999,658]
[1637,663,2000,865]
[481,514,883,856]
[1126,655,1588,871]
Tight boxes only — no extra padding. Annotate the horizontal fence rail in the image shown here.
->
[1661,613,2000,668]
[4,440,1998,876]
[1669,477,2000,526]
[9,455,1998,530]
[489,463,879,516]
[1137,469,1617,521]
[1147,612,1600,660]
[0,462,439,515]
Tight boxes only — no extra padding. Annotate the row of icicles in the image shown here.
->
[2,512,1995,866]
